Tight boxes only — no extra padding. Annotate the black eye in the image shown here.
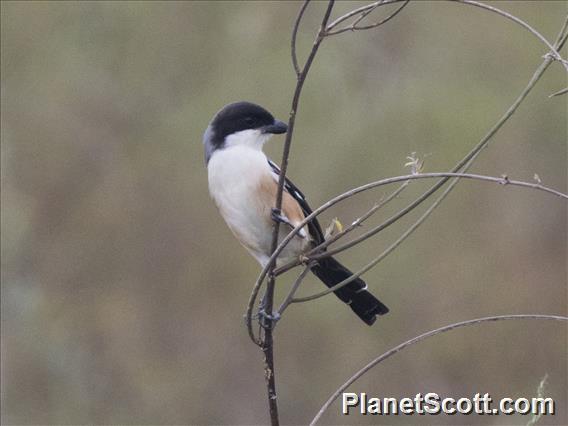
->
[244,117,255,126]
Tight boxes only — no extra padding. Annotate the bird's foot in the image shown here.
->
[258,308,281,330]
[271,208,292,227]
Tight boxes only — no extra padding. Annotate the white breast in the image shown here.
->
[207,145,308,267]
[208,146,274,264]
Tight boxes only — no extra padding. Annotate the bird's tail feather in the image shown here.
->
[311,257,389,326]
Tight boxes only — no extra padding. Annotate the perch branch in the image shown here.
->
[257,2,335,425]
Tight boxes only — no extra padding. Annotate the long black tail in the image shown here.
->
[311,257,389,325]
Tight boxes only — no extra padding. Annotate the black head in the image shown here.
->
[203,101,287,164]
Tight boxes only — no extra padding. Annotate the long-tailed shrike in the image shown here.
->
[204,101,388,325]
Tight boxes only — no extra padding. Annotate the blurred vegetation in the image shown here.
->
[1,1,566,424]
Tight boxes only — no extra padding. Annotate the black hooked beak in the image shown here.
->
[262,120,288,135]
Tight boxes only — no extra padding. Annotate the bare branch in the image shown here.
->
[276,264,313,316]
[328,1,567,68]
[255,2,336,424]
[244,3,567,426]
[326,0,401,32]
[274,181,410,277]
[247,10,567,319]
[248,0,567,352]
[288,172,567,302]
[351,1,381,27]
[300,12,568,297]
[309,35,567,263]
[454,0,568,71]
[246,0,335,346]
[549,87,568,98]
[310,314,568,425]
[326,0,410,36]
[291,0,311,77]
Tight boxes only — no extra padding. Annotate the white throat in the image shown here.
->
[224,129,272,151]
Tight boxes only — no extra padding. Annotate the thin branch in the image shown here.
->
[291,13,568,314]
[246,0,335,346]
[326,0,401,32]
[274,181,410,277]
[326,0,410,36]
[556,15,568,50]
[304,11,566,295]
[246,0,568,345]
[309,42,566,263]
[355,0,410,31]
[256,2,336,425]
[309,180,411,255]
[277,168,568,285]
[291,0,311,77]
[276,264,312,316]
[246,0,335,345]
[454,0,568,71]
[352,1,382,27]
[326,0,568,71]
[252,24,564,310]
[549,87,568,98]
[310,314,568,425]
[291,171,567,303]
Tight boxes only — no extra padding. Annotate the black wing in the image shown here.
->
[268,159,389,325]
[268,159,325,244]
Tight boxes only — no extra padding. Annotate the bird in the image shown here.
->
[203,101,389,325]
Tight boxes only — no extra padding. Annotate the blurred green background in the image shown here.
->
[1,1,566,425]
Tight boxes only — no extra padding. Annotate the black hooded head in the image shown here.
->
[203,101,287,164]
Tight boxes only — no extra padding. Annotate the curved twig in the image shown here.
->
[283,172,567,303]
[276,264,313,316]
[310,314,568,425]
[307,47,567,262]
[327,0,567,69]
[274,168,568,281]
[326,0,401,32]
[454,0,568,71]
[549,87,568,98]
[246,17,567,329]
[326,0,410,36]
[291,0,311,77]
[280,181,411,274]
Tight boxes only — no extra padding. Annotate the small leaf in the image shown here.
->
[324,218,343,240]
